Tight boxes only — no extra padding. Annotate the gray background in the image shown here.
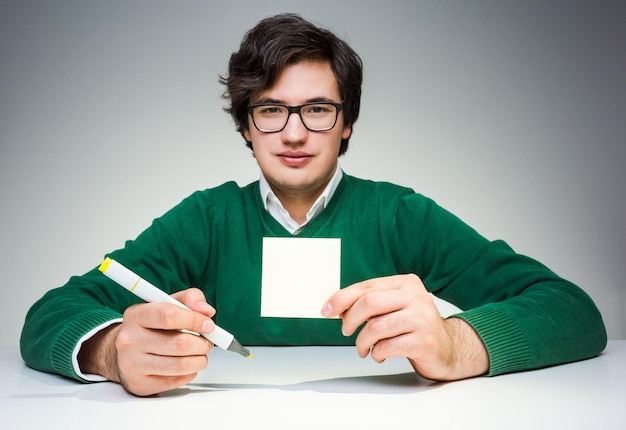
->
[1,0,624,346]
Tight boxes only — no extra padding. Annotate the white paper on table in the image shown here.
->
[261,237,341,318]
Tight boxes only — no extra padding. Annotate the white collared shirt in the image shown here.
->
[259,167,343,234]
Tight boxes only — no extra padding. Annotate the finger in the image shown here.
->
[369,332,418,364]
[321,278,386,318]
[116,320,213,358]
[354,308,418,358]
[142,350,209,376]
[120,353,206,397]
[339,288,403,336]
[117,338,209,376]
[322,274,426,318]
[157,329,215,357]
[124,373,198,397]
[124,302,215,338]
[341,277,425,338]
[172,288,216,317]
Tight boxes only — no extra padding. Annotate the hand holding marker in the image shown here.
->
[98,257,252,358]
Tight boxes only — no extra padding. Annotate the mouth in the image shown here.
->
[277,151,313,167]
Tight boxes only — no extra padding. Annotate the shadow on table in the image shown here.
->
[182,371,442,396]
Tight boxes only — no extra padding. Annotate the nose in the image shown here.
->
[281,111,308,144]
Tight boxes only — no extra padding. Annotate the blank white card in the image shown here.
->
[261,237,341,318]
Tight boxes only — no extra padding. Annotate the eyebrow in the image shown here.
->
[250,96,338,105]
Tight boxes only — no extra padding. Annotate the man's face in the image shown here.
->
[243,60,352,204]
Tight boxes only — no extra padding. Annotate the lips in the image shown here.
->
[277,151,312,167]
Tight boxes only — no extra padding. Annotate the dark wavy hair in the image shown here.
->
[220,13,363,155]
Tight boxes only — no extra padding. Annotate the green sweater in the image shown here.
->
[21,174,607,381]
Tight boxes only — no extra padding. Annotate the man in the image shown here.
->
[21,13,607,397]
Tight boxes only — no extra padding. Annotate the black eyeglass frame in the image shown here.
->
[246,101,344,133]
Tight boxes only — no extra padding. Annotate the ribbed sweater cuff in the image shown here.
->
[453,304,531,376]
[51,309,123,381]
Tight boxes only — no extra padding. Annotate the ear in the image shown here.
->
[243,128,252,142]
[342,123,352,140]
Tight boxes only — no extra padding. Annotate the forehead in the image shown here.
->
[251,60,341,104]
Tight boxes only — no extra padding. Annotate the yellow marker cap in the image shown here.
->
[98,257,112,273]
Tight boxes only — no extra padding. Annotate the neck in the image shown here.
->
[273,188,323,224]
[261,165,340,226]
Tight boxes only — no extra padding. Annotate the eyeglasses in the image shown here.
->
[247,101,344,133]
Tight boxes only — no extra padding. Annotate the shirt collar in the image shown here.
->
[259,166,343,233]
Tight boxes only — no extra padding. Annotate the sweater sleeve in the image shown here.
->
[20,189,217,382]
[393,193,607,375]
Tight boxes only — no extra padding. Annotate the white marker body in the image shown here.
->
[100,258,234,350]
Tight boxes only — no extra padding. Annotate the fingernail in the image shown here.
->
[197,301,211,310]
[321,302,333,317]
[201,320,214,333]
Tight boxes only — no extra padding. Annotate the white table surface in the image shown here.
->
[1,341,624,429]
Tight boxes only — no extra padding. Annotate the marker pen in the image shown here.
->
[98,257,252,358]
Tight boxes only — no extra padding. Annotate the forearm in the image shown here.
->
[441,316,489,379]
[77,323,122,383]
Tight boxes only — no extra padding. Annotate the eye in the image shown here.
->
[304,104,333,115]
[256,105,285,116]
